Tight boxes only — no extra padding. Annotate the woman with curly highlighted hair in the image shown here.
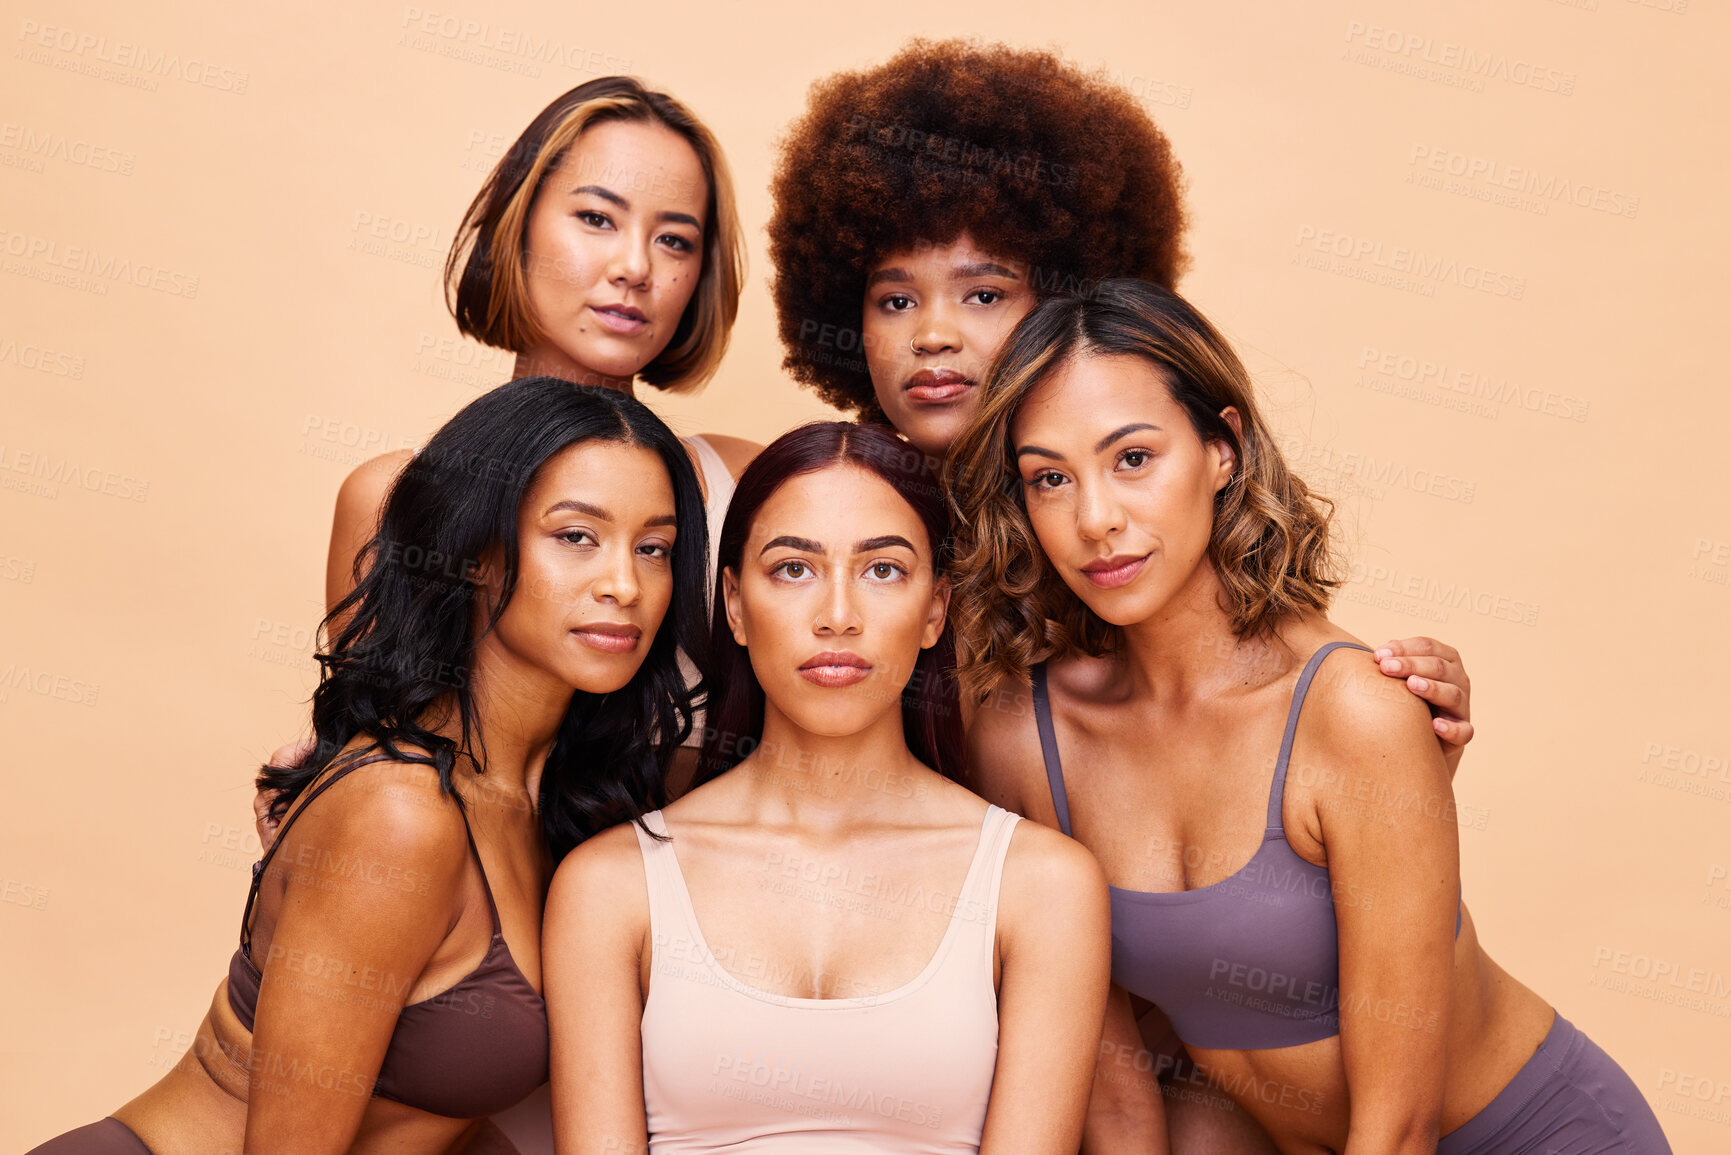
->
[947,279,1670,1155]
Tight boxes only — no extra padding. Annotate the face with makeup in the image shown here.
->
[478,439,679,696]
[860,231,1037,458]
[722,464,950,740]
[1013,353,1239,628]
[519,119,709,386]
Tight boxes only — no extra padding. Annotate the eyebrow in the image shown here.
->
[1015,423,1163,462]
[761,534,824,556]
[952,261,1019,280]
[571,185,701,231]
[545,499,676,528]
[864,261,1021,289]
[758,534,919,556]
[1093,423,1162,453]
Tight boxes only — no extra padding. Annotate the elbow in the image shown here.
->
[1348,1108,1442,1155]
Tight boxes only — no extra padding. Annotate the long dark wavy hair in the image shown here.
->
[258,377,711,860]
[692,421,962,787]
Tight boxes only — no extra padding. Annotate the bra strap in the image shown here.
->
[1267,642,1373,830]
[239,749,408,953]
[1029,663,1074,837]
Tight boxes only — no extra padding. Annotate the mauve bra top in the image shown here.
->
[1033,641,1458,1051]
[227,754,549,1118]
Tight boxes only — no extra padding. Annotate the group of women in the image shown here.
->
[34,38,1670,1155]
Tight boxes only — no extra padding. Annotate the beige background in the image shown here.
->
[4,0,1728,1148]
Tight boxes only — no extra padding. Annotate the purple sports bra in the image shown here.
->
[1033,641,1458,1052]
[228,754,549,1119]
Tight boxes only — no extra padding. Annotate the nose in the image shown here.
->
[1074,477,1127,544]
[607,228,652,290]
[911,299,961,356]
[813,571,864,636]
[591,541,642,608]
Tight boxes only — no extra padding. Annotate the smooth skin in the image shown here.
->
[969,353,1553,1154]
[109,441,682,1153]
[544,464,1112,1154]
[326,120,757,620]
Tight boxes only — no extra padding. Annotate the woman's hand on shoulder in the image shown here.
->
[983,820,1112,1155]
[545,821,653,1155]
[1372,636,1473,778]
[243,760,469,1153]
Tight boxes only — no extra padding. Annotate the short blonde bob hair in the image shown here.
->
[946,279,1340,696]
[444,77,744,393]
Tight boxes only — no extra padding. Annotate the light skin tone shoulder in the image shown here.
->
[545,462,1112,1154]
[111,439,680,1153]
[972,350,1552,1153]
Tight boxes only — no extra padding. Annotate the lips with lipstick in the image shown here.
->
[903,368,975,405]
[1080,553,1150,590]
[590,302,649,335]
[798,650,873,688]
[572,620,642,654]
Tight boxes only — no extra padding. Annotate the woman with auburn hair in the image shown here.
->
[769,39,1480,1149]
[544,421,1111,1154]
[947,279,1670,1154]
[29,379,713,1155]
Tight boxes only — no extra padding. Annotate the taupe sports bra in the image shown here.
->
[228,754,548,1119]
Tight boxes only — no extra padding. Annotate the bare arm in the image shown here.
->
[545,825,652,1155]
[695,433,763,482]
[980,822,1114,1155]
[242,765,467,1153]
[1311,651,1458,1155]
[1081,984,1170,1155]
[325,449,414,615]
[1373,637,1473,779]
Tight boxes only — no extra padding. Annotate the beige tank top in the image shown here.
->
[678,435,736,749]
[633,805,1020,1154]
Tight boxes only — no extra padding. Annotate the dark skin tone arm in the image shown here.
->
[242,762,470,1153]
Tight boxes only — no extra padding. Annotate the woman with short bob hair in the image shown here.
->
[545,421,1111,1155]
[948,279,1670,1154]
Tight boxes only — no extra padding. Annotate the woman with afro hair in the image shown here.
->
[768,39,1482,1154]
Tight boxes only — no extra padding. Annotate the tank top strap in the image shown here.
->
[964,805,1020,941]
[631,810,691,945]
[240,749,399,953]
[1266,642,1373,831]
[1029,663,1074,837]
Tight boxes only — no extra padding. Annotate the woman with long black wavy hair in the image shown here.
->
[30,377,711,1155]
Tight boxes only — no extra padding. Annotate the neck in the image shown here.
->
[1116,560,1285,702]
[437,634,574,808]
[734,699,927,833]
[512,346,635,396]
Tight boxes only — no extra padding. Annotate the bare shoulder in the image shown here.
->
[964,678,1050,820]
[546,821,650,933]
[284,758,470,892]
[996,817,1109,940]
[333,448,414,528]
[693,433,762,480]
[1300,635,1437,755]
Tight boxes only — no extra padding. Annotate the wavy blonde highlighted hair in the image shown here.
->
[945,279,1340,697]
[444,77,744,393]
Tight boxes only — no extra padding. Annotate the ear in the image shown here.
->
[721,566,747,647]
[1211,406,1243,494]
[920,573,953,651]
